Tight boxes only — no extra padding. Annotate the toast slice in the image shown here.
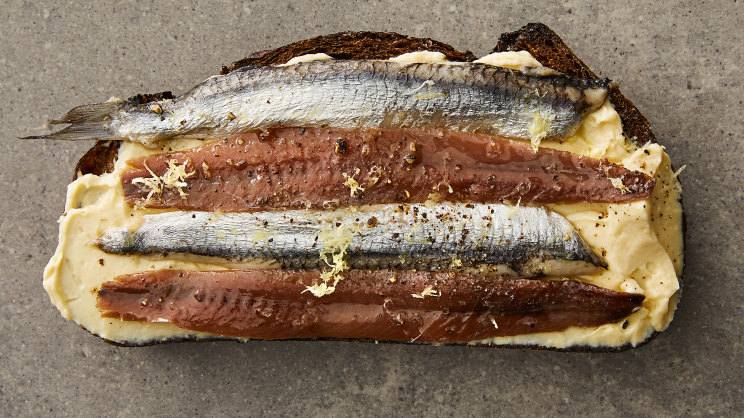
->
[45,23,683,350]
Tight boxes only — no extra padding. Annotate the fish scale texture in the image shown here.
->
[41,60,608,146]
[98,203,602,275]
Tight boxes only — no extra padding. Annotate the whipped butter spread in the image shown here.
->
[43,52,683,348]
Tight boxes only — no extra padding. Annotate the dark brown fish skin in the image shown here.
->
[97,270,644,342]
[121,127,654,212]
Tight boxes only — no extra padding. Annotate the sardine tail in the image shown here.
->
[20,102,119,141]
[21,124,115,141]
[54,102,121,124]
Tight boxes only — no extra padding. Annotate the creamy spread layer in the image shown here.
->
[43,51,683,348]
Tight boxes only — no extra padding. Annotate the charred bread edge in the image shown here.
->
[98,333,654,353]
[219,31,477,74]
[66,23,679,351]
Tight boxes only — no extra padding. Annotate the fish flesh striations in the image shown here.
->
[122,128,655,210]
[27,60,608,147]
[97,202,605,277]
[97,270,644,341]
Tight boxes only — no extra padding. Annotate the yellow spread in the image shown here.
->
[475,50,543,69]
[389,51,451,64]
[277,53,333,67]
[43,51,683,348]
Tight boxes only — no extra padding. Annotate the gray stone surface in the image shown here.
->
[0,0,741,415]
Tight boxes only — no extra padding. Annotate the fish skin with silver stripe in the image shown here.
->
[29,60,608,147]
[97,202,605,277]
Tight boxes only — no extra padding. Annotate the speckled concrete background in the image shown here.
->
[1,0,741,416]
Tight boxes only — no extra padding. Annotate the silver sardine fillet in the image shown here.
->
[31,60,609,147]
[97,203,605,277]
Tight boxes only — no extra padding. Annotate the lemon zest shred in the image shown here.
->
[161,159,196,198]
[528,111,550,151]
[450,257,463,268]
[130,162,163,207]
[609,177,631,194]
[365,166,384,187]
[342,168,365,197]
[304,221,358,297]
[130,159,195,206]
[411,286,440,299]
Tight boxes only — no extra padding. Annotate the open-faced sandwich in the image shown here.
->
[30,23,684,350]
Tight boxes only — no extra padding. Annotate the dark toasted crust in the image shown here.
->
[125,91,174,105]
[494,23,656,146]
[98,331,658,352]
[73,140,119,180]
[220,31,477,74]
[69,25,671,351]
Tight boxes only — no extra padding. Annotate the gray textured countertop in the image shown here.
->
[1,1,741,415]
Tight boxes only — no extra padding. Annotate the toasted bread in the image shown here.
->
[48,24,682,351]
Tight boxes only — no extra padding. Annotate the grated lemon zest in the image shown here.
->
[450,257,463,268]
[130,159,195,206]
[609,177,631,194]
[130,162,163,207]
[411,286,440,299]
[304,221,358,297]
[342,168,365,197]
[161,159,196,198]
[528,111,550,151]
[365,166,384,187]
